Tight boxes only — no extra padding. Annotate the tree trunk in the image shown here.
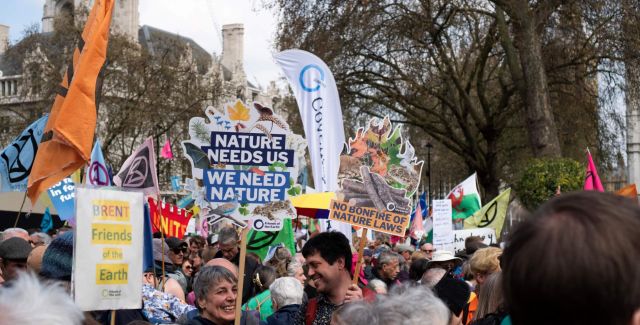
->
[513,15,562,157]
[494,1,562,157]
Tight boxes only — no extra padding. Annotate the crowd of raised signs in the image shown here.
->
[0,191,638,325]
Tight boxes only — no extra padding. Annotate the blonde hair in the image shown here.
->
[469,247,502,275]
[410,251,428,261]
[475,271,504,319]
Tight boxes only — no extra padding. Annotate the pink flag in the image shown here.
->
[113,137,159,196]
[410,202,425,240]
[161,138,173,159]
[584,151,604,192]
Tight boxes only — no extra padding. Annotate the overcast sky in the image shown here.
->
[0,0,283,88]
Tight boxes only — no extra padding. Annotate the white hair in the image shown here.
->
[0,272,84,325]
[269,277,303,308]
[422,268,447,288]
[376,284,449,325]
[368,279,388,294]
[2,228,29,241]
[286,259,303,277]
[334,284,449,325]
[30,232,52,246]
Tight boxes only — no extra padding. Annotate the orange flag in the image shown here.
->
[616,184,638,203]
[27,0,115,204]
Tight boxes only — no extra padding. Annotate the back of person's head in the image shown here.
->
[30,232,52,246]
[40,232,73,281]
[189,235,206,249]
[301,231,352,276]
[269,277,303,309]
[409,258,430,281]
[368,279,388,294]
[465,236,487,256]
[476,271,503,319]
[433,276,471,319]
[331,301,377,325]
[2,228,29,241]
[502,192,640,325]
[253,265,277,293]
[218,226,238,246]
[469,247,502,276]
[422,268,447,288]
[377,284,450,325]
[0,272,84,324]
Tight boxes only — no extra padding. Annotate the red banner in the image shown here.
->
[148,197,192,239]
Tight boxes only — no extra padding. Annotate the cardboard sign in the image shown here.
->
[148,197,193,239]
[74,187,143,311]
[181,100,306,221]
[329,200,409,236]
[335,116,423,234]
[47,177,76,221]
[432,199,454,250]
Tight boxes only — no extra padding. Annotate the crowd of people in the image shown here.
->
[0,191,639,325]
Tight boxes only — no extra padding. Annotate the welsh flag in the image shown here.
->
[447,173,482,220]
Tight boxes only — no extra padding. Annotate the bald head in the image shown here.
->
[205,258,238,277]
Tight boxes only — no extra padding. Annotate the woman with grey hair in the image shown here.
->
[262,277,303,325]
[187,265,238,325]
[286,259,306,285]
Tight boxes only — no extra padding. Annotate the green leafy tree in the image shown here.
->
[516,158,584,210]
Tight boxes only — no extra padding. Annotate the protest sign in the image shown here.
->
[329,200,409,236]
[74,187,143,311]
[332,116,422,283]
[450,228,496,255]
[432,199,454,250]
[47,177,76,221]
[147,197,192,239]
[246,218,295,260]
[181,100,306,223]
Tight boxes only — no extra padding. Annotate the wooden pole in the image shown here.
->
[13,191,28,228]
[110,310,116,325]
[352,228,368,285]
[234,227,249,325]
[156,195,166,291]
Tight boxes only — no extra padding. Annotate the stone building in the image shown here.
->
[0,0,281,134]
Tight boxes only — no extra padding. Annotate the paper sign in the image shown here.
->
[74,187,143,311]
[148,198,192,239]
[329,200,409,236]
[47,177,76,221]
[432,199,454,250]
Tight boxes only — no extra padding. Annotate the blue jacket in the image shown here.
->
[261,304,300,325]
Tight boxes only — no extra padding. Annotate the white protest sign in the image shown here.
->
[74,187,144,311]
[432,199,454,250]
[450,228,496,255]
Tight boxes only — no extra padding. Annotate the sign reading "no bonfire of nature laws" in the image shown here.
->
[329,200,409,236]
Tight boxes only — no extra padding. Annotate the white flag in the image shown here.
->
[274,50,345,192]
[275,50,351,241]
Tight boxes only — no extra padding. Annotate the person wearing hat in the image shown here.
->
[434,276,471,325]
[0,237,32,283]
[153,238,188,296]
[166,236,189,267]
[428,250,463,273]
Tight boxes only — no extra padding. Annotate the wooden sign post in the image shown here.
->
[234,227,250,325]
[352,228,368,285]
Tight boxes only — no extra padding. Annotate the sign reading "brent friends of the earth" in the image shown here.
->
[74,187,143,311]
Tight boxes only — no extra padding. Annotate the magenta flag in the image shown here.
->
[160,138,173,159]
[584,151,604,192]
[410,201,425,240]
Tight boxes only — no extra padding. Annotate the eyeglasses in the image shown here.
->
[185,266,193,270]
[423,249,436,253]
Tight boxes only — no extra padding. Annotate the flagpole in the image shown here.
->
[14,191,28,228]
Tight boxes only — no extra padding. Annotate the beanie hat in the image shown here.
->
[153,238,173,264]
[27,245,47,274]
[0,237,32,260]
[434,276,471,316]
[40,232,73,281]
